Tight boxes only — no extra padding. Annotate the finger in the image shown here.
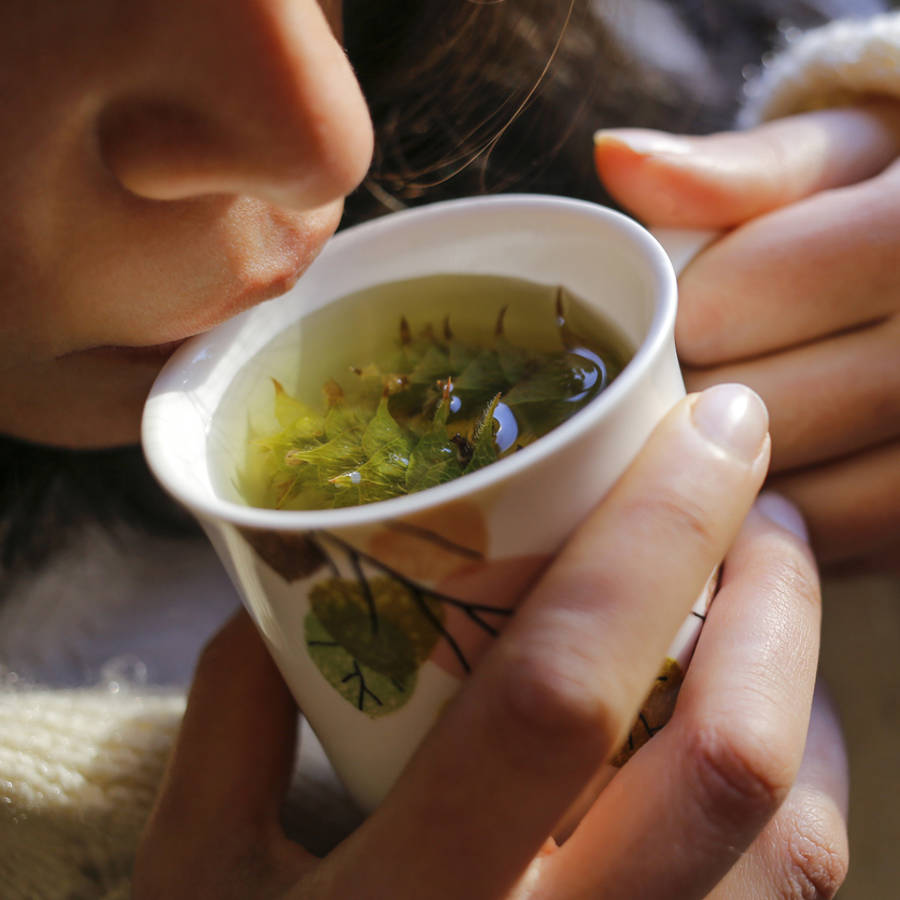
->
[708,681,849,900]
[333,385,770,900]
[676,160,900,366]
[769,439,900,568]
[541,493,821,900]
[594,100,900,228]
[685,315,900,472]
[135,610,314,896]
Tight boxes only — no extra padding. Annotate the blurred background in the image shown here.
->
[821,573,900,898]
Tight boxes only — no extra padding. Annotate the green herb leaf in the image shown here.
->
[500,351,602,435]
[464,393,501,474]
[243,293,625,512]
[286,430,366,481]
[408,343,452,385]
[406,389,464,492]
[494,336,538,385]
[452,349,508,400]
[360,394,412,485]
[271,379,323,436]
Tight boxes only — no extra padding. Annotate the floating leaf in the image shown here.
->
[464,393,501,474]
[406,388,464,492]
[452,349,508,399]
[323,399,367,442]
[286,430,366,481]
[242,290,628,511]
[501,352,594,406]
[408,344,452,385]
[362,395,411,463]
[271,379,323,436]
[501,351,604,435]
[495,336,537,385]
[446,337,479,374]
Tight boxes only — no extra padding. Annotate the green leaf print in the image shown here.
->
[309,575,444,681]
[305,612,415,717]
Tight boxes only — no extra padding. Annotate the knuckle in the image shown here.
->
[631,489,719,556]
[780,798,849,899]
[747,536,821,619]
[675,294,726,366]
[490,642,620,765]
[770,552,820,611]
[689,721,794,828]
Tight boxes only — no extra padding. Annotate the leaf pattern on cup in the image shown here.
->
[300,509,547,717]
[610,657,684,767]
[305,611,417,717]
[237,527,329,583]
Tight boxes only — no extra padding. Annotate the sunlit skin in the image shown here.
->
[0,1,865,896]
[0,0,372,447]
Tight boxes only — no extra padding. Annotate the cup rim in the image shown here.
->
[142,193,677,530]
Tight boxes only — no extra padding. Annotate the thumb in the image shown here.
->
[594,99,900,228]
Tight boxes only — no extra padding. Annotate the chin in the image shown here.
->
[0,354,162,449]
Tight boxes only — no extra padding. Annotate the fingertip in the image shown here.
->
[594,129,755,228]
[594,129,787,228]
[689,383,770,466]
[593,131,685,223]
[593,129,694,163]
[592,132,644,196]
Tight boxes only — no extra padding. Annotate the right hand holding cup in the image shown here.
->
[134,384,848,899]
[595,100,900,572]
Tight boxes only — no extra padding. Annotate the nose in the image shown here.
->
[97,0,373,210]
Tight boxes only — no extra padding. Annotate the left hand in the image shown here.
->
[134,389,848,899]
[595,99,900,571]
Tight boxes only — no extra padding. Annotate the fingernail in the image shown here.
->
[593,129,694,156]
[755,492,809,542]
[691,384,768,463]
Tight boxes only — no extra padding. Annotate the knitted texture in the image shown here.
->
[0,689,183,900]
[740,11,900,126]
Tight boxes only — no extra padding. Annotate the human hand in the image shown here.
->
[595,100,900,571]
[134,385,848,899]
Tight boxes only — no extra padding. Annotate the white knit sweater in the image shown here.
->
[3,11,899,897]
[0,690,182,900]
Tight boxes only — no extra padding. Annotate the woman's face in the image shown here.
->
[0,0,373,447]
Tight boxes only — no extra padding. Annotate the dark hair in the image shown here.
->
[0,0,834,575]
[342,0,834,223]
[0,438,195,575]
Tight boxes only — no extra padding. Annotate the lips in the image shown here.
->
[77,338,189,363]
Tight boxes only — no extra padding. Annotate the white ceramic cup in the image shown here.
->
[142,194,713,812]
